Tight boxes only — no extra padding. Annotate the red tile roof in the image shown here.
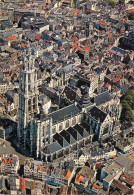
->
[120,173,134,186]
[74,11,78,16]
[3,70,9,73]
[71,43,77,48]
[35,34,41,40]
[85,47,90,52]
[106,83,110,88]
[76,46,82,51]
[59,46,64,50]
[18,16,21,21]
[114,77,120,82]
[20,43,25,48]
[2,158,6,164]
[108,33,113,37]
[93,184,100,189]
[112,179,129,193]
[8,158,12,164]
[64,170,71,180]
[72,36,78,41]
[38,165,43,172]
[99,20,107,25]
[75,174,84,183]
[5,35,16,41]
[20,178,25,192]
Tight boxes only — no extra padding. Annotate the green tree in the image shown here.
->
[125,90,134,97]
[121,100,131,111]
[124,95,133,107]
[118,0,125,4]
[125,110,134,122]
[105,0,116,7]
[121,90,134,122]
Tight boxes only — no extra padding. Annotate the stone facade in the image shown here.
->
[17,45,39,154]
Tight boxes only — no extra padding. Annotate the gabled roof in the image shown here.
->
[114,77,120,83]
[75,174,84,184]
[73,124,89,138]
[80,121,93,134]
[5,35,16,41]
[91,91,112,106]
[64,86,80,102]
[64,170,71,180]
[47,104,79,124]
[60,130,76,144]
[67,127,83,141]
[53,133,69,147]
[46,142,62,154]
[111,47,127,55]
[88,106,107,123]
[111,180,129,194]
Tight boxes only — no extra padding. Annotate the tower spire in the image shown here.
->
[17,43,39,154]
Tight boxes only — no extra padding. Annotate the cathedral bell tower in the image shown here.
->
[17,43,39,154]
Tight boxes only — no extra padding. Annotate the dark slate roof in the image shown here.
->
[64,86,80,102]
[53,133,69,147]
[58,64,73,73]
[64,160,75,172]
[67,127,83,141]
[53,133,63,146]
[88,106,107,123]
[90,147,113,157]
[73,124,89,138]
[47,104,79,124]
[67,127,77,140]
[46,142,62,154]
[80,121,93,134]
[1,20,13,28]
[111,47,127,55]
[91,91,112,106]
[60,130,70,143]
[63,138,70,148]
[60,130,76,144]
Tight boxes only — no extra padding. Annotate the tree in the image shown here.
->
[125,90,134,96]
[108,0,116,7]
[118,0,125,4]
[121,90,134,122]
[125,110,134,122]
[121,100,131,111]
[124,95,133,107]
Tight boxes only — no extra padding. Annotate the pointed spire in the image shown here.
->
[22,42,35,71]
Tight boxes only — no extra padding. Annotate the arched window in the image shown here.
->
[72,118,76,125]
[66,120,69,128]
[59,124,63,131]
[33,97,35,104]
[28,99,31,111]
[52,127,56,134]
[103,126,109,135]
[28,99,31,106]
